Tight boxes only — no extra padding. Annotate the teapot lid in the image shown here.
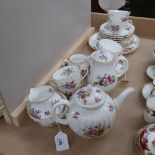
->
[74,85,106,108]
[91,50,114,63]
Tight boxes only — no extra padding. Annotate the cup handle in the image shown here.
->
[81,69,88,81]
[50,99,70,125]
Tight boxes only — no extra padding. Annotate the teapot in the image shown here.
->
[51,85,134,138]
[27,85,68,127]
[87,50,118,92]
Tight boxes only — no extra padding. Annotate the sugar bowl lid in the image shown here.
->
[74,85,106,108]
[136,124,155,155]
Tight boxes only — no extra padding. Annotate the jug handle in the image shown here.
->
[81,69,88,81]
[50,99,70,125]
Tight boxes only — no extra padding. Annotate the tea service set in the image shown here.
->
[27,48,135,139]
[26,10,141,141]
[89,10,140,55]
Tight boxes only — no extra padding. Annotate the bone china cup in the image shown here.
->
[107,10,131,33]
[51,65,88,96]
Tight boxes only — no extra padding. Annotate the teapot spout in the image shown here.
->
[114,87,135,110]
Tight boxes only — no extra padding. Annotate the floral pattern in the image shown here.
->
[30,108,50,120]
[30,109,41,119]
[61,80,76,89]
[118,59,125,65]
[110,25,120,32]
[61,68,74,76]
[139,125,155,155]
[108,105,115,112]
[77,89,90,104]
[72,112,80,120]
[77,89,101,105]
[82,124,105,138]
[121,17,127,22]
[94,74,116,87]
[99,53,108,61]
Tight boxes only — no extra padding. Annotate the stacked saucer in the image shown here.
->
[98,22,136,48]
[88,10,140,55]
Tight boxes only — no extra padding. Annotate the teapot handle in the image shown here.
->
[50,99,70,125]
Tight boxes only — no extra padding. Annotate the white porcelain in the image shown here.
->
[136,124,155,155]
[116,55,129,78]
[122,35,140,54]
[98,39,123,65]
[52,65,88,96]
[51,85,134,138]
[88,50,118,92]
[107,10,131,33]
[99,22,135,37]
[65,54,89,72]
[98,39,123,55]
[27,86,68,126]
[144,97,155,123]
[146,65,155,80]
[89,33,139,55]
[147,97,155,114]
[88,32,100,51]
[142,83,155,100]
[98,0,125,11]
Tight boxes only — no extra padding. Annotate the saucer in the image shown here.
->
[116,55,129,78]
[88,33,140,55]
[146,65,155,80]
[142,83,155,100]
[100,22,135,37]
[122,35,140,54]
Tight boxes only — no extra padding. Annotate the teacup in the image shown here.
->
[107,10,131,33]
[144,97,155,123]
[51,65,88,96]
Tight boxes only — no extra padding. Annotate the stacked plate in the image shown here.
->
[89,22,140,55]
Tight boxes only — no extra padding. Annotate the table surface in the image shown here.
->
[1,14,155,155]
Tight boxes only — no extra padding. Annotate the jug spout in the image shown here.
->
[114,87,135,110]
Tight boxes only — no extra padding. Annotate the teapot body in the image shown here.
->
[51,85,134,138]
[67,95,116,138]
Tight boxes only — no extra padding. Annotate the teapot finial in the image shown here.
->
[114,87,135,110]
[86,84,93,93]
